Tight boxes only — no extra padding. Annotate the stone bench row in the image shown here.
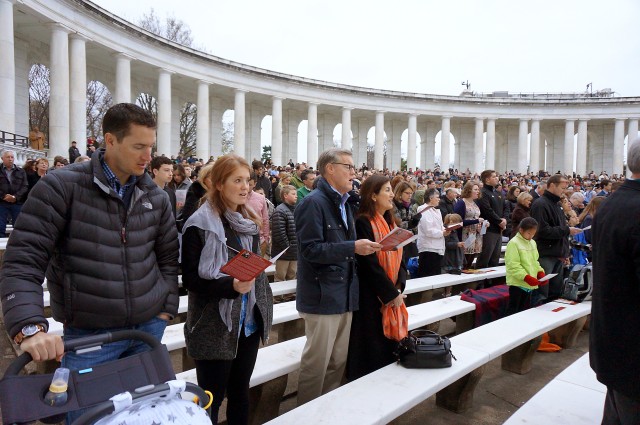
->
[503,352,605,425]
[177,294,478,424]
[266,300,592,424]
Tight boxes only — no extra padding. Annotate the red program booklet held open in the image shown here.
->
[220,247,287,281]
[379,227,417,251]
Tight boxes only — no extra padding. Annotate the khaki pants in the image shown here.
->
[297,312,353,406]
[275,260,297,282]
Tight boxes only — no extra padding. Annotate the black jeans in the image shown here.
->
[506,286,532,316]
[194,329,261,425]
[602,387,640,425]
[418,251,443,277]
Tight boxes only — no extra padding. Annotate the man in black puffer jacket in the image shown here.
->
[0,104,179,384]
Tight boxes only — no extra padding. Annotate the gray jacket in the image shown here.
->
[0,152,179,338]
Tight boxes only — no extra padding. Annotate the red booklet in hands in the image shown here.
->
[220,249,273,282]
[379,227,418,251]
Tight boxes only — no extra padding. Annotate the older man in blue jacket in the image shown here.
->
[295,148,382,405]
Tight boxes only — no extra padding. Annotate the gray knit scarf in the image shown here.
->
[182,202,259,332]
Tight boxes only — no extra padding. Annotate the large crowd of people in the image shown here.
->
[0,102,638,424]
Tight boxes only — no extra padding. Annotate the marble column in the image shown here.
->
[69,35,88,148]
[563,120,575,175]
[518,119,529,173]
[474,118,484,173]
[234,90,246,157]
[342,107,352,150]
[0,0,15,133]
[196,80,210,160]
[209,104,224,158]
[529,119,541,173]
[628,118,639,145]
[114,53,132,104]
[440,116,451,169]
[271,97,283,166]
[613,118,625,175]
[49,24,70,158]
[374,111,385,170]
[156,69,172,156]
[576,119,588,176]
[307,103,318,167]
[407,114,417,171]
[485,118,496,170]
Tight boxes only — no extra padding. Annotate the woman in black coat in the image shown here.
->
[392,181,421,261]
[347,175,407,381]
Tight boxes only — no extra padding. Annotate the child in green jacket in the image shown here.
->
[505,217,546,315]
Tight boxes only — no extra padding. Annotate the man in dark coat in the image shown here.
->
[0,150,28,236]
[438,187,457,221]
[590,139,640,424]
[530,174,582,300]
[476,170,505,270]
[294,148,381,405]
[68,141,81,163]
[252,159,273,202]
[0,104,179,423]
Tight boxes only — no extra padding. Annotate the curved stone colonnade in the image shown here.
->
[1,0,639,174]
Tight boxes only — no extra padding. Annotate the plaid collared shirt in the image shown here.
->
[101,157,137,198]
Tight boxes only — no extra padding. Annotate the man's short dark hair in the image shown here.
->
[519,217,538,232]
[547,174,566,187]
[600,179,611,188]
[103,103,156,142]
[150,156,173,171]
[480,170,496,185]
[252,160,264,171]
[300,169,315,181]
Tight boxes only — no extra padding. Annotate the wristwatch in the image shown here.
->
[13,324,45,345]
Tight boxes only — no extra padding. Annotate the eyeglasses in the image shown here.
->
[332,162,356,172]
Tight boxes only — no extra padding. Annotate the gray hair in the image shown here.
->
[316,148,352,177]
[569,192,585,203]
[1,149,15,158]
[628,138,640,174]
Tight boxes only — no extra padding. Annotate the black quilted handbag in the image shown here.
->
[395,330,456,368]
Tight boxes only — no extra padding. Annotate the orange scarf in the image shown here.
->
[370,213,402,285]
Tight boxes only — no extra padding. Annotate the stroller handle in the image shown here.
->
[4,330,162,377]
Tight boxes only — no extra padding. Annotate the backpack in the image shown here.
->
[561,263,593,302]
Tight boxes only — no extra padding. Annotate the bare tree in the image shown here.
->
[180,102,197,156]
[135,93,157,122]
[221,119,234,155]
[138,8,194,47]
[28,64,50,142]
[86,80,112,144]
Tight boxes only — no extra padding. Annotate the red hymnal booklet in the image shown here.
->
[379,227,418,251]
[220,249,273,281]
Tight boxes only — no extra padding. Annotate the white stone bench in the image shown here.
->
[265,301,592,424]
[503,353,605,425]
[176,295,477,423]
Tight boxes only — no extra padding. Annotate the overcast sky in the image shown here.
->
[92,0,640,97]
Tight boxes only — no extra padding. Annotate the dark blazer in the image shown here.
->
[476,184,504,234]
[294,177,358,315]
[530,191,570,258]
[590,179,640,398]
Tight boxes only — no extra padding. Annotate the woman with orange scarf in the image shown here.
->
[346,175,408,381]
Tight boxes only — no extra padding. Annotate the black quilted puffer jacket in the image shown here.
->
[0,152,179,339]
